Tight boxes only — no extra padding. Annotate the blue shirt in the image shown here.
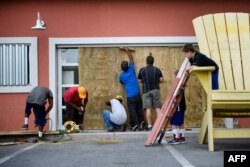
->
[119,63,140,98]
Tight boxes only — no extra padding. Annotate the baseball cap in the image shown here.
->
[78,87,87,99]
[115,95,123,102]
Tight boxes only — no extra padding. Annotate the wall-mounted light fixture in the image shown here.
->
[32,12,46,30]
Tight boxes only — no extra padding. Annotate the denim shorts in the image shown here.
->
[142,89,161,109]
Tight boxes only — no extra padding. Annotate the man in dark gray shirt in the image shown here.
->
[21,86,53,139]
[138,53,164,131]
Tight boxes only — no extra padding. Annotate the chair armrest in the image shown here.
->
[189,66,215,73]
[189,66,215,94]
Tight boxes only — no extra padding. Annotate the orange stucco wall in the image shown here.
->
[1,0,250,131]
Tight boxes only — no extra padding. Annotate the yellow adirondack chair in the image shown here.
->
[191,12,250,151]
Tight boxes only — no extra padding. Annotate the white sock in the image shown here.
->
[24,117,29,125]
[172,129,180,138]
[180,129,185,137]
[148,125,152,128]
[38,131,43,137]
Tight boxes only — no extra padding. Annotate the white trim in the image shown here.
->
[49,36,197,130]
[52,36,197,47]
[0,37,38,93]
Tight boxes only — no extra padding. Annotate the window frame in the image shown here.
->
[0,37,38,93]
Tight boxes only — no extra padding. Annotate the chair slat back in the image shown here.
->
[193,13,250,90]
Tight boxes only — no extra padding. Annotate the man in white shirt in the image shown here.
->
[102,95,127,132]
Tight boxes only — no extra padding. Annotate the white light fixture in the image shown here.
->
[32,12,46,30]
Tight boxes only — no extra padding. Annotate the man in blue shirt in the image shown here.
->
[119,47,144,131]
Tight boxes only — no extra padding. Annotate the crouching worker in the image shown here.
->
[21,86,53,139]
[102,95,127,132]
[63,86,88,130]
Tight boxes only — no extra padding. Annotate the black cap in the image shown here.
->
[121,61,129,71]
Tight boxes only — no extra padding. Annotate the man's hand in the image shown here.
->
[106,101,111,106]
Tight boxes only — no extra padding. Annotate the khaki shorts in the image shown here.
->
[142,89,161,109]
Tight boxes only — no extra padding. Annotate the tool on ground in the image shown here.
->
[64,121,77,133]
[145,58,190,146]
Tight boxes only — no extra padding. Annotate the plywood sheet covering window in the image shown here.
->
[78,46,216,129]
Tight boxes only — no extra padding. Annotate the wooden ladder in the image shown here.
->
[145,58,190,146]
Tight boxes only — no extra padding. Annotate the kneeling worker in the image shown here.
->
[102,95,127,132]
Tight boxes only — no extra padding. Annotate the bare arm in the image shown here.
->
[106,101,111,106]
[159,77,164,83]
[45,97,53,115]
[81,98,88,113]
[125,47,134,63]
[66,101,82,112]
[120,47,134,63]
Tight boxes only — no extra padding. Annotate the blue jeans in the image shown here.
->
[102,109,121,130]
[212,71,219,90]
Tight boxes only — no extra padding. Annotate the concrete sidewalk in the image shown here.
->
[1,128,250,167]
[58,128,200,141]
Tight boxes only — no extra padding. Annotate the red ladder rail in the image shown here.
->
[144,58,190,146]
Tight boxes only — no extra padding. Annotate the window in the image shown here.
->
[0,37,38,93]
[58,48,79,126]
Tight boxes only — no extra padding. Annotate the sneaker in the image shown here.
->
[146,127,152,132]
[139,121,145,131]
[168,138,180,145]
[21,124,28,130]
[179,137,186,144]
[131,125,138,131]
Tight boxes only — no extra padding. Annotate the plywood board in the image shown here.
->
[226,13,244,90]
[78,46,210,129]
[214,13,234,90]
[237,13,250,90]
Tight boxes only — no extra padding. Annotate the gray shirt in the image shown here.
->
[26,86,53,106]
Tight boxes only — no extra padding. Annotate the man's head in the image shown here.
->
[115,95,123,103]
[182,44,195,59]
[121,61,129,71]
[146,53,154,65]
[78,86,87,99]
